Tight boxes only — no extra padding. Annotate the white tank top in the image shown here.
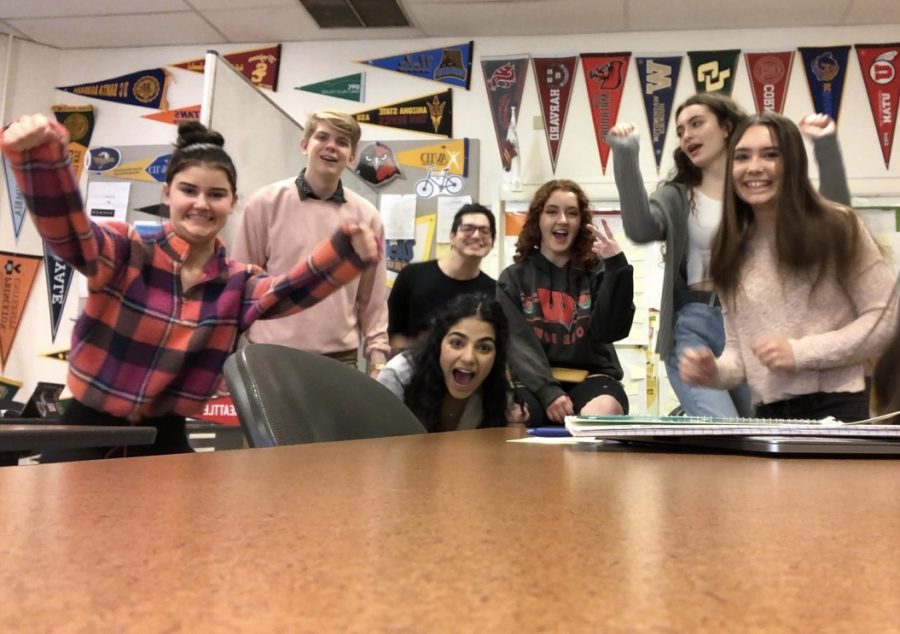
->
[686,189,723,286]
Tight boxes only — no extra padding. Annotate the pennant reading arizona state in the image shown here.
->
[582,53,631,175]
[799,46,851,123]
[636,55,682,173]
[481,55,530,171]
[353,90,452,137]
[744,51,794,113]
[533,56,578,173]
[0,252,41,368]
[359,42,472,89]
[855,43,900,169]
[57,68,170,110]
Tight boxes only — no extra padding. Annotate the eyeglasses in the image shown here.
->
[457,224,492,237]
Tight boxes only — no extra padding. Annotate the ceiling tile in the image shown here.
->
[626,0,849,30]
[0,0,189,19]
[6,12,226,49]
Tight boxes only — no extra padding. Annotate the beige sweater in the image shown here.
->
[714,218,895,406]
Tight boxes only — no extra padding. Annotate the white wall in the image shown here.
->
[2,24,899,406]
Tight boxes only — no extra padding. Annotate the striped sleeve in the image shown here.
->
[239,223,369,328]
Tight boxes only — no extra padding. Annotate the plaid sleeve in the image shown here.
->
[239,223,370,328]
[1,120,103,275]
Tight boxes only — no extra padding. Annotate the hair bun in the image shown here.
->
[175,121,224,149]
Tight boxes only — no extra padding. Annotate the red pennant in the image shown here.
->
[581,53,631,174]
[744,51,794,114]
[532,56,578,173]
[855,43,900,169]
[194,395,240,426]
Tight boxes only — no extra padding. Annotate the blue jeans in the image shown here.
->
[665,302,753,418]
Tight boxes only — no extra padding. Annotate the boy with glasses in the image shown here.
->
[388,204,497,354]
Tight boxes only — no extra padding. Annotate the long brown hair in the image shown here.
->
[711,112,861,298]
[670,93,747,188]
[513,179,598,271]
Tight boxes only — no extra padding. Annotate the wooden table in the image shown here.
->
[2,428,899,631]
[0,423,157,465]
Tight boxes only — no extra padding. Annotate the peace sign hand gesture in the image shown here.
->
[588,218,622,259]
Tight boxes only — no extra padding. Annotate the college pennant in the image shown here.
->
[42,349,70,362]
[687,49,740,94]
[0,252,42,368]
[105,154,171,183]
[799,46,851,123]
[359,42,473,89]
[195,395,240,426]
[2,157,27,241]
[171,45,281,90]
[481,55,530,171]
[744,51,794,113]
[0,375,22,401]
[855,43,900,169]
[635,55,683,173]
[56,68,170,110]
[296,73,366,102]
[42,245,74,343]
[142,105,201,125]
[51,105,94,182]
[532,56,578,173]
[353,90,453,137]
[394,139,469,176]
[581,53,631,175]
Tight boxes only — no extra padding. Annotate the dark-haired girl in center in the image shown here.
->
[377,293,526,431]
[1,113,378,458]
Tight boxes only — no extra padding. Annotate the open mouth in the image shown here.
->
[686,143,702,156]
[551,228,569,243]
[452,369,474,386]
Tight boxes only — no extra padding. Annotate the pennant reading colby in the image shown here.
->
[0,252,41,368]
[172,45,281,90]
[856,43,900,169]
[51,105,94,182]
[142,105,201,125]
[582,53,631,175]
[533,56,578,173]
[297,74,365,102]
[2,157,27,242]
[636,55,682,172]
[353,90,452,137]
[42,245,74,344]
[687,49,740,94]
[744,51,794,113]
[481,55,530,171]
[57,68,170,110]
[800,46,851,123]
[360,42,473,89]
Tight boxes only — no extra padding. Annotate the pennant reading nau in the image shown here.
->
[51,105,94,182]
[744,51,794,113]
[297,73,366,102]
[2,156,27,241]
[533,56,578,173]
[636,55,682,172]
[0,252,41,368]
[353,90,453,137]
[171,45,282,91]
[42,245,74,344]
[855,43,900,169]
[799,46,851,123]
[360,42,473,89]
[687,49,740,94]
[481,55,530,171]
[142,105,202,125]
[582,53,631,174]
[56,68,170,110]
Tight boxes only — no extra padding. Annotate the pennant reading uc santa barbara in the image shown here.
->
[57,68,170,110]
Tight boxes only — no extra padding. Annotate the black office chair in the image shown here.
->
[223,343,426,447]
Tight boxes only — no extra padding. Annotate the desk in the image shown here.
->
[0,423,157,466]
[2,428,899,631]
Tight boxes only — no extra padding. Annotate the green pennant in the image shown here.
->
[687,49,741,95]
[296,73,365,102]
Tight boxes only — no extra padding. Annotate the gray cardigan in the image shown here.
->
[608,132,851,360]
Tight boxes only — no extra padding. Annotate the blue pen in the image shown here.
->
[527,427,572,438]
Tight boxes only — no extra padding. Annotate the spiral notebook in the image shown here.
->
[564,414,900,439]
